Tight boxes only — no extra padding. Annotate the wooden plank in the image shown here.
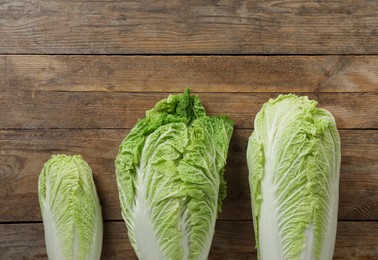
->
[2,55,378,93]
[0,129,376,222]
[0,92,377,129]
[0,221,377,259]
[0,1,377,54]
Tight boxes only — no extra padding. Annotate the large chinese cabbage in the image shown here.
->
[115,90,233,260]
[38,155,103,260]
[247,94,340,260]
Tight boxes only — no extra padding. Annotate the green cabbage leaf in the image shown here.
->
[247,94,340,260]
[115,90,233,260]
[38,155,103,260]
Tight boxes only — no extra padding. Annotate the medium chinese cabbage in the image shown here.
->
[115,90,233,260]
[38,155,103,260]
[247,94,340,260]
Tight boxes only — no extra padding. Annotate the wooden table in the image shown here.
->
[1,1,377,259]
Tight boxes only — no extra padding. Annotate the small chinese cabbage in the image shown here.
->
[115,89,233,260]
[38,155,103,260]
[247,94,340,260]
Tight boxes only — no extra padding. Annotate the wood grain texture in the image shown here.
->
[2,55,378,93]
[0,1,377,54]
[1,91,377,129]
[1,0,376,257]
[0,221,377,259]
[0,129,376,222]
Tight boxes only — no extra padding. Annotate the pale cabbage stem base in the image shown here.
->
[259,150,284,260]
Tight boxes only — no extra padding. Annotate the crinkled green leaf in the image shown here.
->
[38,155,103,260]
[247,94,340,260]
[115,89,233,260]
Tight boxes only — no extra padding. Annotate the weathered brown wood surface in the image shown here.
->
[1,221,377,259]
[0,1,377,54]
[0,91,377,129]
[0,129,377,222]
[1,55,377,93]
[1,0,377,259]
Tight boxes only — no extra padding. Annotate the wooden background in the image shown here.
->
[0,0,377,259]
